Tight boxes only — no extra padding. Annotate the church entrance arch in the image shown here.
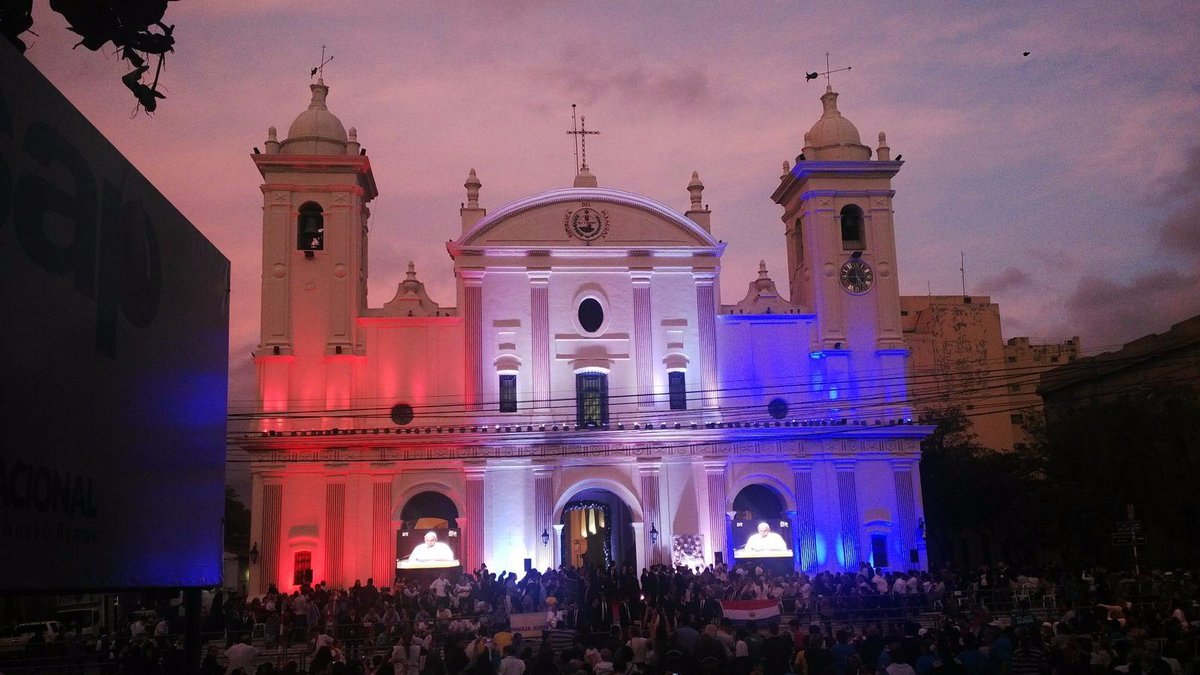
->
[397,490,461,574]
[558,488,637,570]
[730,483,794,567]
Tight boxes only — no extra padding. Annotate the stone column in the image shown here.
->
[638,461,663,564]
[463,463,486,573]
[631,270,654,408]
[704,461,727,564]
[461,271,485,408]
[631,522,647,571]
[892,458,918,570]
[258,479,283,595]
[694,273,719,408]
[529,270,551,408]
[552,524,565,569]
[534,464,554,571]
[324,477,347,588]
[791,461,818,572]
[834,460,861,571]
[371,476,393,585]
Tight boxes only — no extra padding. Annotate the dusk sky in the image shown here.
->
[22,0,1200,409]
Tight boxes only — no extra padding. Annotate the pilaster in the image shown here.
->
[529,270,551,407]
[324,475,347,588]
[833,459,860,571]
[258,476,283,595]
[791,461,818,572]
[703,460,727,563]
[461,270,485,409]
[370,475,393,585]
[631,271,654,408]
[463,462,487,573]
[638,460,663,564]
[533,464,555,571]
[891,457,918,570]
[694,273,719,408]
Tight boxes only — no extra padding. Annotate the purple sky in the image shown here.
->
[22,1,1200,410]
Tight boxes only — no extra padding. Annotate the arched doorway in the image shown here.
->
[730,483,793,564]
[397,491,461,571]
[560,488,635,569]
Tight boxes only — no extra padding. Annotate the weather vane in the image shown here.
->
[806,51,852,88]
[566,104,601,173]
[310,45,333,80]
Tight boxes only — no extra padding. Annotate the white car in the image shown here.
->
[5,621,63,653]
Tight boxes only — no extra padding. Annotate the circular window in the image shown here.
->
[577,298,604,333]
[390,403,414,426]
[767,398,789,420]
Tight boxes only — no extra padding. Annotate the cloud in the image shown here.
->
[536,51,715,111]
[1062,271,1200,351]
[976,266,1033,294]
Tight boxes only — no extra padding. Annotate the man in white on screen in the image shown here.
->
[409,531,455,563]
[744,522,788,552]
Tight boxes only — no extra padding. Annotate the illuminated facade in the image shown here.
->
[242,80,932,594]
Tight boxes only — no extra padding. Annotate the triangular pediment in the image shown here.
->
[457,188,719,249]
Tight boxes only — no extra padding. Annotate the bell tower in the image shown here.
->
[252,79,378,425]
[771,86,908,418]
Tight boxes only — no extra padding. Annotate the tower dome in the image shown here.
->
[281,79,348,155]
[804,88,872,161]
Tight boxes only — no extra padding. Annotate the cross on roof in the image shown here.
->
[566,104,601,173]
[310,45,333,80]
[806,51,852,90]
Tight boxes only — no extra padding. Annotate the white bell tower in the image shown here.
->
[252,79,378,421]
[771,86,908,418]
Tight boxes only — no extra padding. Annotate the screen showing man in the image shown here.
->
[408,532,456,564]
[745,522,788,552]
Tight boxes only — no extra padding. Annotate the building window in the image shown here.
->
[839,204,865,250]
[870,534,889,567]
[1006,356,1017,363]
[1010,413,1024,425]
[297,202,325,251]
[1007,383,1021,393]
[576,372,608,427]
[293,551,313,586]
[390,403,414,426]
[767,398,789,420]
[578,298,604,334]
[668,371,687,410]
[499,374,517,413]
[1050,355,1060,363]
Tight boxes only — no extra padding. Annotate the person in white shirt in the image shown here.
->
[430,573,451,598]
[498,645,526,675]
[224,636,260,674]
[744,522,789,552]
[409,532,456,563]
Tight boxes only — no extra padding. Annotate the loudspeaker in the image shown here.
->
[714,551,724,565]
[910,549,920,564]
[524,557,533,571]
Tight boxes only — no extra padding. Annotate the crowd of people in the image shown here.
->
[185,562,1200,675]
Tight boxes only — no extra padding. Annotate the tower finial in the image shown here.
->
[465,168,481,209]
[688,170,704,210]
[406,260,417,281]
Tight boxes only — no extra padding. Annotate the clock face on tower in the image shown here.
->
[839,259,874,294]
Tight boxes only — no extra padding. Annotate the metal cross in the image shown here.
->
[566,104,601,172]
[806,51,852,88]
[311,45,333,80]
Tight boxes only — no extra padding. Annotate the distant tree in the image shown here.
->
[224,486,251,556]
[919,407,1046,567]
[1,0,179,112]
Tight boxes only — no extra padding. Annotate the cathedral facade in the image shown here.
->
[242,79,931,595]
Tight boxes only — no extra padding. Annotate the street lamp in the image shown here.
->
[541,529,550,546]
[649,523,659,544]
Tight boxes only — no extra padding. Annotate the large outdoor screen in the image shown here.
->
[731,519,794,560]
[0,42,230,590]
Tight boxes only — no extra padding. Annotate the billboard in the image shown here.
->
[0,41,230,590]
